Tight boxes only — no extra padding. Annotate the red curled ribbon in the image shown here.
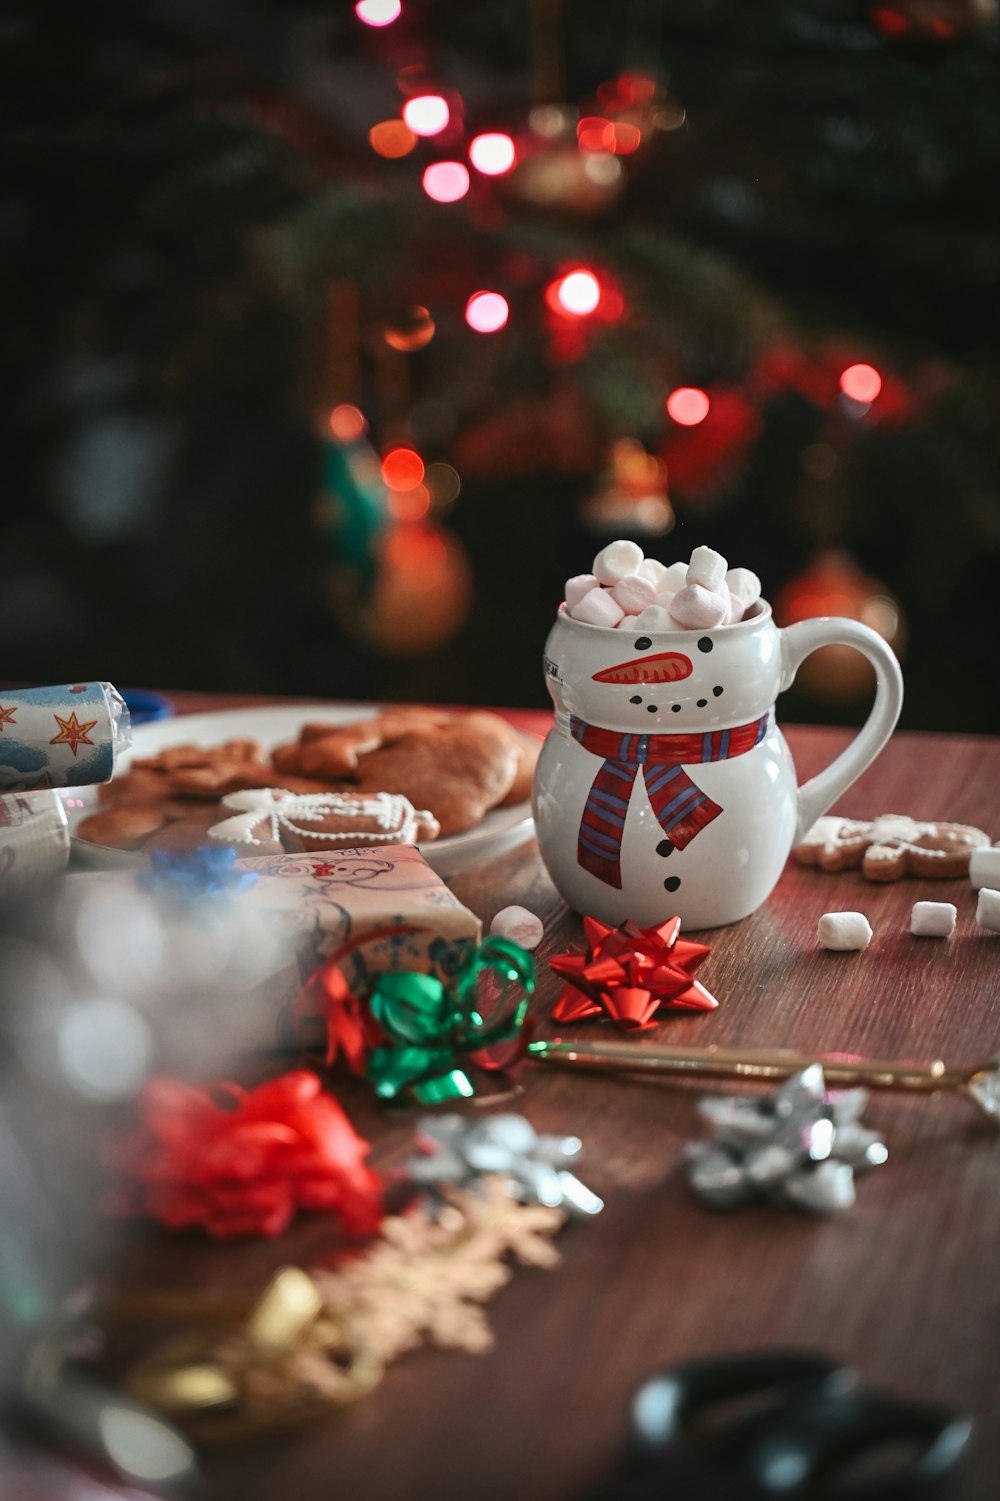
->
[549,915,717,1030]
[108,1070,382,1239]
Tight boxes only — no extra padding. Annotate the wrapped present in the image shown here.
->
[0,790,71,892]
[238,844,483,1002]
[0,682,131,791]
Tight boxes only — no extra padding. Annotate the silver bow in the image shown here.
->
[405,1113,604,1218]
[684,1064,888,1215]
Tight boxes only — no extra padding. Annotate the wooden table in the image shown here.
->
[118,694,1000,1500]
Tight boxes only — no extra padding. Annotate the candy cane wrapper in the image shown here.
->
[0,683,131,790]
[0,791,71,892]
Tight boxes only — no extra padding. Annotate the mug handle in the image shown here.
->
[779,616,904,843]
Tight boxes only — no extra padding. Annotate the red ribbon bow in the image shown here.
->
[549,915,717,1030]
[109,1071,383,1240]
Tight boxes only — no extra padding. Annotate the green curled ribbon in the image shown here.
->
[365,936,536,1105]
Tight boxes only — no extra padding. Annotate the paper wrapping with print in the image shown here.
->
[0,682,131,790]
[0,791,71,892]
[235,845,483,1049]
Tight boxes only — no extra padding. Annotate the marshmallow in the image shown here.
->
[976,887,1000,933]
[818,911,873,950]
[662,562,689,591]
[637,558,670,591]
[668,584,731,630]
[725,567,762,613]
[634,604,674,631]
[969,846,1000,891]
[687,545,728,593]
[654,590,681,612]
[490,904,544,950]
[727,589,746,624]
[593,539,644,586]
[610,573,657,615]
[910,901,957,938]
[571,586,625,628]
[565,573,598,611]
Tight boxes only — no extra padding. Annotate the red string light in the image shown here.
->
[666,387,711,426]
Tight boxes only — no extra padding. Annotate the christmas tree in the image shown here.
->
[3,0,998,729]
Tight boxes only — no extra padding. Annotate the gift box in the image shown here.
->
[238,845,483,1042]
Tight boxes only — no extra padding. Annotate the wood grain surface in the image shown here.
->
[113,694,1000,1500]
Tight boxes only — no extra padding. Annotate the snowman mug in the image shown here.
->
[532,600,903,930]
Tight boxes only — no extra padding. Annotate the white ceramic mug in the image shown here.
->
[532,601,903,930]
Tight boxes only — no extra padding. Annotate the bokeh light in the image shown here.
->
[369,119,417,158]
[469,133,517,175]
[422,162,470,202]
[384,306,435,351]
[424,462,461,507]
[355,0,401,24]
[548,270,602,316]
[381,446,425,490]
[465,291,509,333]
[403,95,450,137]
[388,483,431,521]
[666,387,711,425]
[328,404,367,442]
[839,363,883,403]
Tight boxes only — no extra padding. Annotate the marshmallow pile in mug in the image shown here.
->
[565,543,761,632]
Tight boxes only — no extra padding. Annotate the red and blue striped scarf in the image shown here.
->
[571,712,769,889]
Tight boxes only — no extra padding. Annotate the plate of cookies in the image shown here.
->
[65,704,540,875]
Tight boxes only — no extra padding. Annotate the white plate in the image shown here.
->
[61,704,535,877]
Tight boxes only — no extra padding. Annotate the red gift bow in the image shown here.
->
[109,1071,382,1240]
[549,915,717,1030]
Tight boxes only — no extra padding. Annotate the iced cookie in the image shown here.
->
[794,813,990,882]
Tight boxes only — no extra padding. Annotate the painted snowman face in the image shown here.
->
[544,603,782,732]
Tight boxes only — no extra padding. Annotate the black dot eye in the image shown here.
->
[671,703,681,713]
[697,636,713,653]
[656,839,674,857]
[646,703,658,714]
[712,685,723,697]
[664,876,681,892]
[635,636,652,651]
[629,695,642,704]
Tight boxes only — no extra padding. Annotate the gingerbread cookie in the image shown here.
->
[207,789,440,855]
[77,805,170,849]
[354,717,520,836]
[794,813,990,882]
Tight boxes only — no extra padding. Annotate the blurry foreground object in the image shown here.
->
[587,1349,970,1499]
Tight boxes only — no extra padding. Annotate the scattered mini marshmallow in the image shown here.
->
[669,584,731,630]
[818,911,873,950]
[634,604,675,631]
[976,887,1000,933]
[610,573,657,615]
[490,904,544,950]
[687,545,728,593]
[637,558,670,591]
[969,846,1000,892]
[571,586,625,628]
[565,573,598,611]
[593,539,644,586]
[725,567,762,613]
[910,901,957,938]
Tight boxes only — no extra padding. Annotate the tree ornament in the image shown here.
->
[774,551,906,703]
[581,438,674,537]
